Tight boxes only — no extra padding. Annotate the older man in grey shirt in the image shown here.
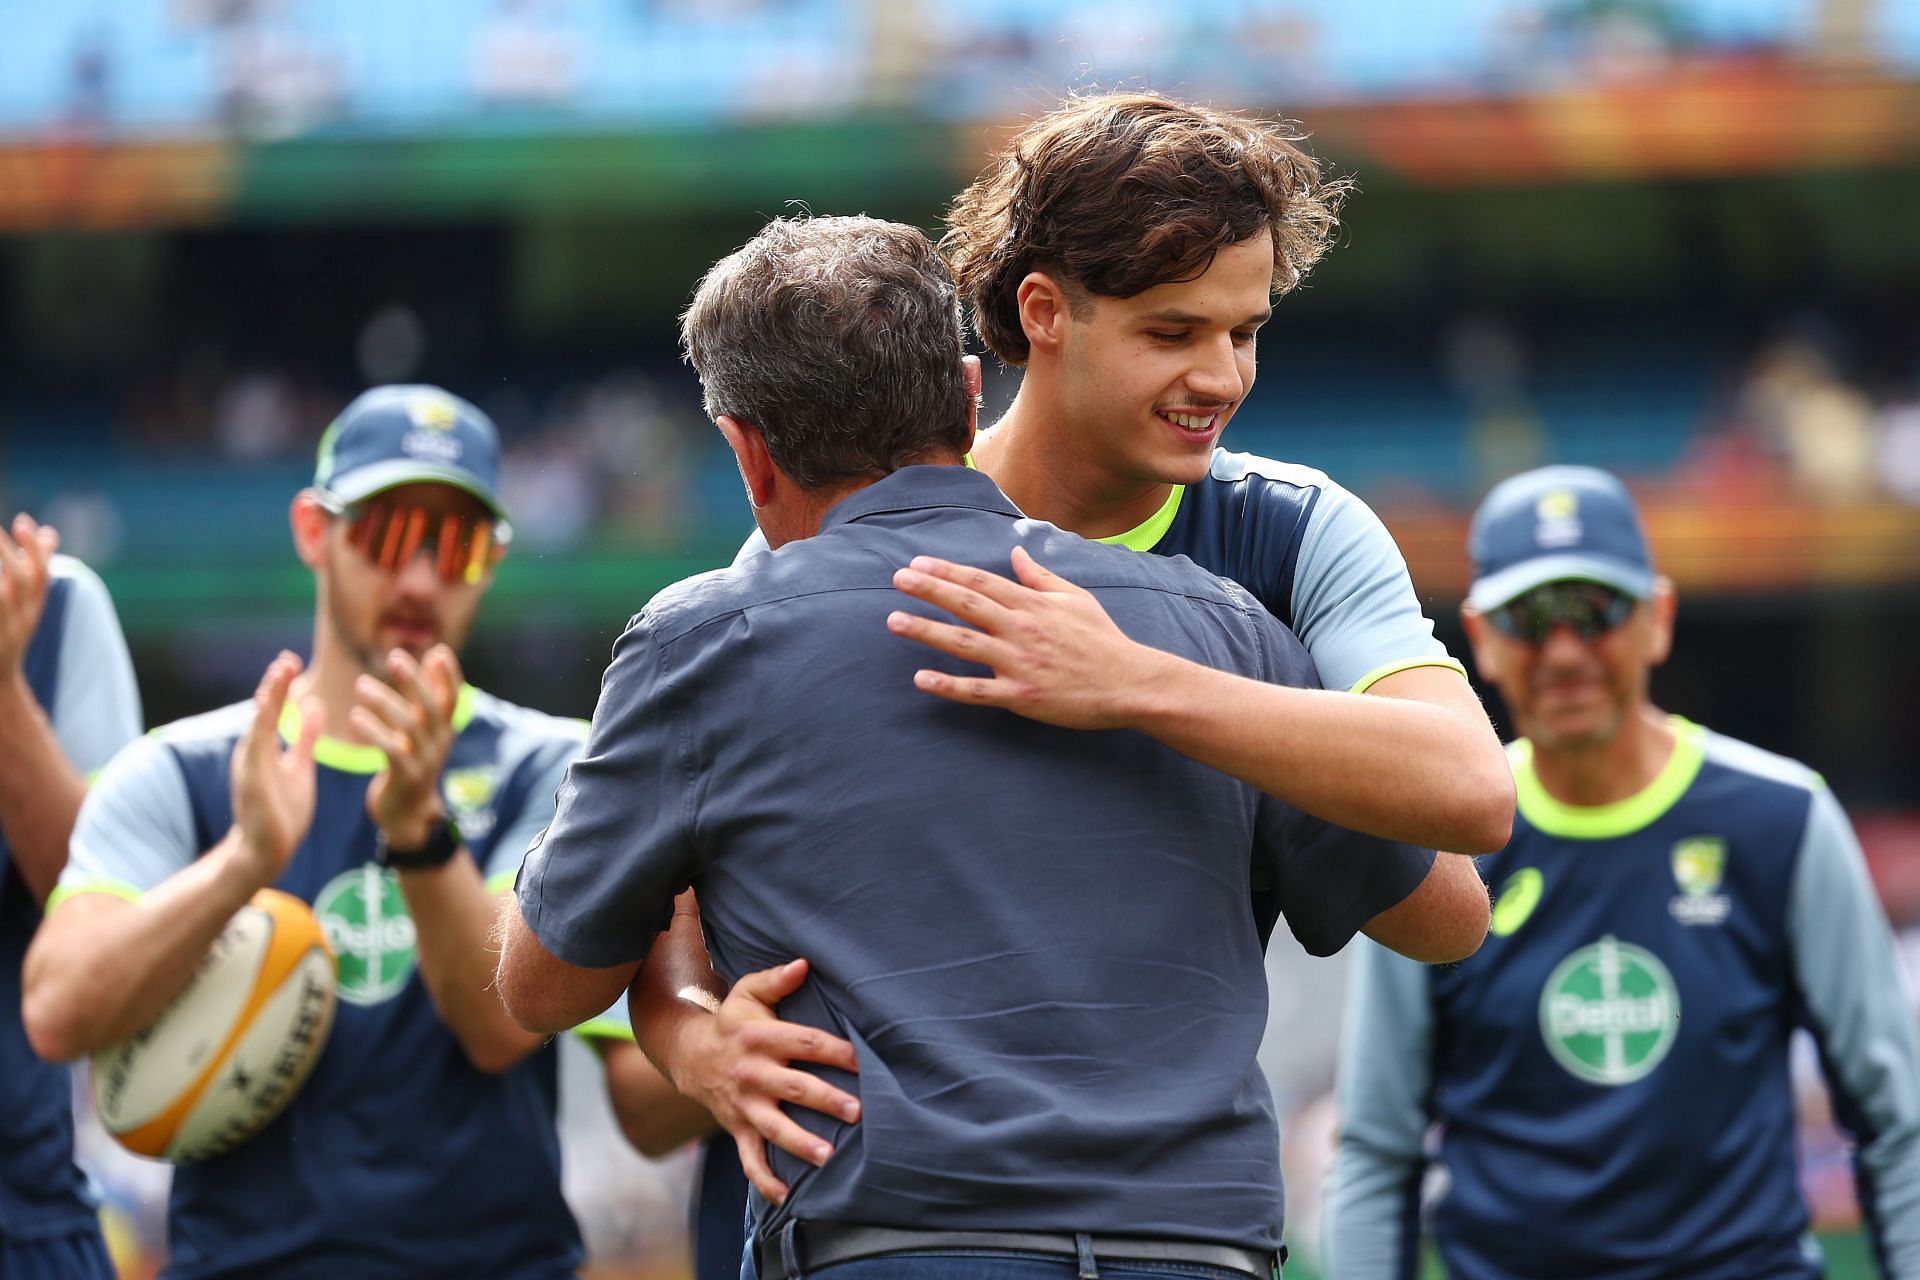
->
[497,216,1486,1280]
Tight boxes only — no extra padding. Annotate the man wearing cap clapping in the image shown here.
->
[22,387,708,1278]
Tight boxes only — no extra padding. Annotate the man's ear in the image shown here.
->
[1459,604,1502,685]
[715,416,779,510]
[290,492,332,571]
[1016,272,1073,358]
[961,354,982,455]
[1645,576,1677,667]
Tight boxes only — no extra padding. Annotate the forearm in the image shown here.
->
[23,830,262,1061]
[1126,650,1512,853]
[1362,852,1489,964]
[397,852,547,1073]
[0,673,88,903]
[630,896,727,1090]
[601,1038,718,1157]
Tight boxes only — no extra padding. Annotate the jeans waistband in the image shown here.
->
[755,1221,1279,1280]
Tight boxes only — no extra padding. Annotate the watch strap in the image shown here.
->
[374,815,463,869]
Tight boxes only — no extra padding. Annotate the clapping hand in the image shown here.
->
[354,645,461,847]
[0,514,59,681]
[229,653,325,884]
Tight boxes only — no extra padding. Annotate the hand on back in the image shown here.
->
[886,546,1161,730]
[672,958,861,1205]
[356,645,461,847]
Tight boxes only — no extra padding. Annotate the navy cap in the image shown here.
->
[313,385,510,532]
[1467,465,1655,610]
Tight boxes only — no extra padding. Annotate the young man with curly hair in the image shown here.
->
[899,91,1510,850]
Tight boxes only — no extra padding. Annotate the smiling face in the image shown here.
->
[1047,233,1273,490]
[1464,579,1676,752]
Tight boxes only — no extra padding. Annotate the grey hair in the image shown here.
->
[681,215,973,490]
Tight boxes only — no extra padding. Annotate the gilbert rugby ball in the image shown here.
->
[91,888,337,1162]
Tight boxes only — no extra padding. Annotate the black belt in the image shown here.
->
[755,1221,1280,1280]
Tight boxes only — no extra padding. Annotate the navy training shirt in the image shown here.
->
[520,465,1435,1254]
[1326,719,1920,1280]
[1110,449,1458,693]
[60,688,587,1279]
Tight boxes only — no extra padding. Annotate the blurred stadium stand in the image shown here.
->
[5,0,1920,139]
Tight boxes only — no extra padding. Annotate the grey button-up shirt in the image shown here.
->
[519,464,1432,1252]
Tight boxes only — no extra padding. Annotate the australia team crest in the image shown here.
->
[1669,835,1730,926]
[442,766,499,841]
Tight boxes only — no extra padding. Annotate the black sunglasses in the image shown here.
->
[1486,581,1637,645]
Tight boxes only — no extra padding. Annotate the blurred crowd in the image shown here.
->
[10,305,1916,573]
[7,0,1920,142]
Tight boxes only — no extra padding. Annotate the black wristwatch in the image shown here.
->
[373,816,463,870]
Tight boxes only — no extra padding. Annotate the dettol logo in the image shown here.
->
[1539,935,1678,1086]
[314,865,418,1006]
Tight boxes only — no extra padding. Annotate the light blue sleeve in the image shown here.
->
[484,728,588,890]
[1788,786,1920,1280]
[1291,482,1461,694]
[48,556,143,776]
[1323,938,1434,1280]
[54,735,199,907]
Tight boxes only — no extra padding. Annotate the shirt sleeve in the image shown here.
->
[1291,481,1461,694]
[515,614,697,970]
[1241,596,1437,955]
[481,732,586,892]
[52,735,200,908]
[1787,786,1920,1280]
[48,557,144,776]
[1322,938,1434,1280]
[1260,803,1436,957]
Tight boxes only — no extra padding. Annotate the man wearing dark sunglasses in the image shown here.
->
[1326,465,1920,1280]
[23,386,712,1278]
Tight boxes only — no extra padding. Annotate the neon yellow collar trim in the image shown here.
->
[278,683,479,775]
[1096,485,1185,552]
[962,445,1184,552]
[1511,715,1705,840]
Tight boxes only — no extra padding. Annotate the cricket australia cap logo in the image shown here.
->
[1539,935,1679,1086]
[1534,489,1584,549]
[314,865,419,1006]
[1669,835,1731,926]
[402,392,464,464]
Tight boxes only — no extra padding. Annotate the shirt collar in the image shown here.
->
[819,465,1024,532]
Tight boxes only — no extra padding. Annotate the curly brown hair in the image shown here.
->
[943,92,1352,366]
